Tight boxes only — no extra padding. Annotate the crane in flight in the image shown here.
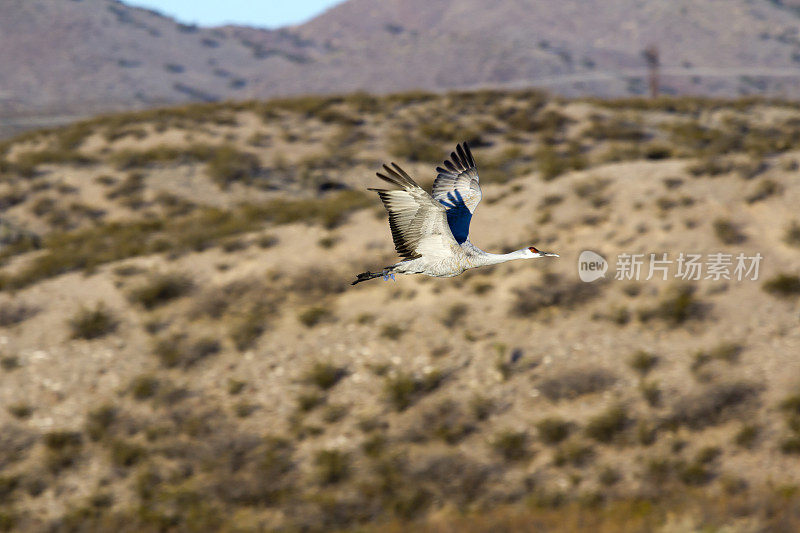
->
[352,142,558,285]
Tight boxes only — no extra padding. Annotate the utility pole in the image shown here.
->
[643,45,660,98]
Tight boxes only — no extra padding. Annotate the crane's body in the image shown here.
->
[352,143,558,285]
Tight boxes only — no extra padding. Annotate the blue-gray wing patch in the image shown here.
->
[431,142,482,243]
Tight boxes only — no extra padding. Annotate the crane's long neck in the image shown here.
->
[476,249,529,266]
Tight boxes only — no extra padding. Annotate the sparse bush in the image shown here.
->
[298,306,333,327]
[7,404,32,420]
[746,179,780,203]
[315,449,349,485]
[109,439,146,468]
[129,273,193,309]
[304,361,346,390]
[536,417,572,445]
[585,404,628,443]
[130,375,159,400]
[69,303,118,339]
[441,303,467,328]
[492,430,529,461]
[638,285,706,326]
[411,400,476,444]
[735,424,759,449]
[153,335,220,368]
[553,440,594,467]
[43,431,83,473]
[297,391,325,412]
[763,274,800,298]
[598,466,621,486]
[0,356,19,371]
[380,324,405,340]
[538,367,616,401]
[666,380,758,430]
[628,351,658,376]
[784,221,800,248]
[206,145,260,188]
[86,404,117,441]
[511,273,603,318]
[384,370,444,411]
[713,218,746,244]
[640,380,661,407]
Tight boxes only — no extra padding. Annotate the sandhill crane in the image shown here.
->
[352,142,558,285]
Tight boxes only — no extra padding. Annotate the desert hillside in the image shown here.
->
[7,0,800,136]
[0,90,800,530]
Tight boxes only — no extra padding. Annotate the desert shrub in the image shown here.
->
[687,156,733,177]
[206,145,260,187]
[85,404,118,441]
[713,218,746,244]
[469,394,494,421]
[537,143,586,181]
[784,221,800,247]
[228,308,266,351]
[640,380,661,407]
[585,404,628,443]
[109,439,146,468]
[43,431,83,473]
[315,449,350,485]
[0,302,37,327]
[0,356,19,371]
[441,303,467,328]
[556,442,596,471]
[304,361,347,390]
[666,380,758,429]
[511,273,603,317]
[106,172,145,200]
[68,304,118,339]
[735,424,759,448]
[297,390,325,412]
[492,430,529,461]
[130,375,160,400]
[638,285,706,326]
[628,351,658,376]
[380,324,405,340]
[129,273,193,309]
[153,335,220,368]
[538,367,616,401]
[409,400,476,444]
[598,466,621,486]
[763,274,800,298]
[298,306,333,327]
[536,417,572,445]
[384,369,444,411]
[386,132,442,162]
[227,379,246,395]
[7,404,32,420]
[746,179,780,203]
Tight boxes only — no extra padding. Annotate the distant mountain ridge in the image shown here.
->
[3,0,800,134]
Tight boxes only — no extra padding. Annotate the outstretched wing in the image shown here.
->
[431,142,481,244]
[369,163,458,260]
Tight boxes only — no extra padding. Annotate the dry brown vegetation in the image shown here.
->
[0,90,799,531]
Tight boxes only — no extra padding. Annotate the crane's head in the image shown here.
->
[526,246,559,258]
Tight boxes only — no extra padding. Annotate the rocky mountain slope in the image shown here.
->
[5,0,800,136]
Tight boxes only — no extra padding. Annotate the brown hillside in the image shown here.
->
[0,90,799,530]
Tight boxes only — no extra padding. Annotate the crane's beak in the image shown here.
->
[539,251,559,257]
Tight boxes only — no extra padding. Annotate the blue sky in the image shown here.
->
[122,0,344,29]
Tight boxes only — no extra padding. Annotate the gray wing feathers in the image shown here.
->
[432,142,482,213]
[370,163,456,260]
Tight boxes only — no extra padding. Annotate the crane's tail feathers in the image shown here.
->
[351,270,384,285]
[352,267,397,285]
